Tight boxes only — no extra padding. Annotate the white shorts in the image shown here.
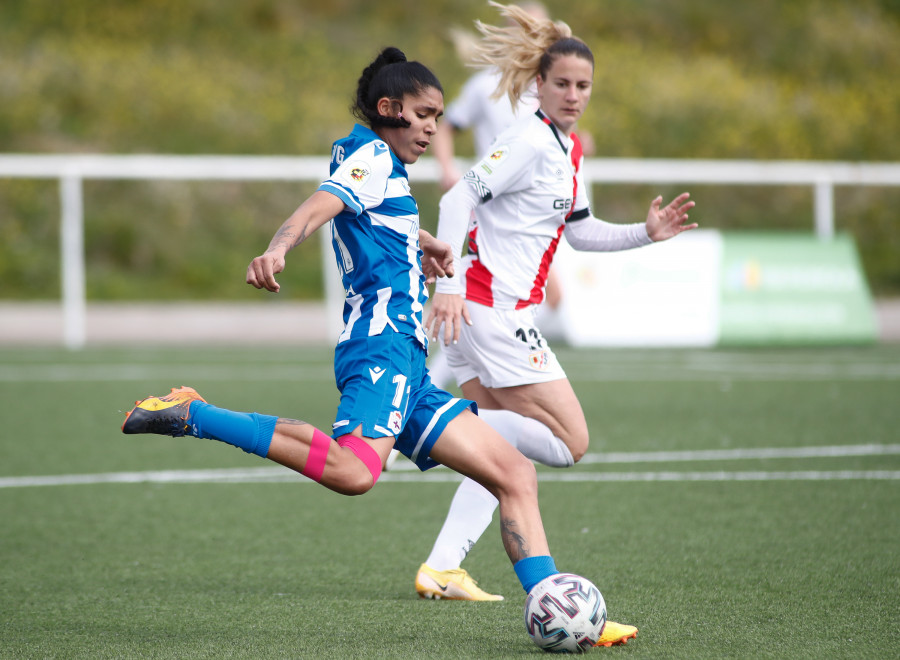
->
[443,301,567,389]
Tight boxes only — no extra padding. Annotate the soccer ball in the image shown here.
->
[524,573,607,653]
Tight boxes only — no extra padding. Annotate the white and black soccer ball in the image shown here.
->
[524,573,607,653]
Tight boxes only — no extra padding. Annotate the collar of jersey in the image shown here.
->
[349,123,405,171]
[535,110,568,155]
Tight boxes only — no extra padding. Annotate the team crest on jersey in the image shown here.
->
[388,410,403,434]
[528,350,550,371]
[480,146,509,175]
[343,160,370,188]
[489,145,509,163]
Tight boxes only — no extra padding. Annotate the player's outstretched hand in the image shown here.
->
[246,249,286,293]
[646,192,697,242]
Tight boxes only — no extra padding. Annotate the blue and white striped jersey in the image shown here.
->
[318,124,429,348]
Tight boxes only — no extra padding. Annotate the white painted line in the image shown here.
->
[579,443,900,464]
[2,360,899,383]
[2,443,898,489]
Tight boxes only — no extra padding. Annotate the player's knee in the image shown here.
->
[329,458,377,495]
[504,452,539,497]
[330,435,383,496]
[337,469,377,496]
[565,428,590,463]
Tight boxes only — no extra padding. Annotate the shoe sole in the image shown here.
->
[121,386,205,434]
[414,573,503,601]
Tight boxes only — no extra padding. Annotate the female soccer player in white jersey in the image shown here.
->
[120,47,585,633]
[415,4,696,643]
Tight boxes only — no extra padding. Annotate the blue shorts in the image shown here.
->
[332,333,475,471]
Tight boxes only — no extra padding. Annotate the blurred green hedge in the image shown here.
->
[1,0,898,299]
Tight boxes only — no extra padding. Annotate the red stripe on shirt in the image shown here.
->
[567,133,583,220]
[465,258,494,306]
[515,132,582,309]
[516,223,565,309]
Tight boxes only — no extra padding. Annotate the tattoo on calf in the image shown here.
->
[501,517,530,562]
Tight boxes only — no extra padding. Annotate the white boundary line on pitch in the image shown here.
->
[579,443,900,464]
[2,444,899,489]
[2,360,900,382]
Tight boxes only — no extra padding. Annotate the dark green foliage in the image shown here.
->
[1,1,898,299]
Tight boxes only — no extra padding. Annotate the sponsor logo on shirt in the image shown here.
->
[369,366,385,383]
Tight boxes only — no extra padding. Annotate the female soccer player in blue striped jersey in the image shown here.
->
[121,47,564,612]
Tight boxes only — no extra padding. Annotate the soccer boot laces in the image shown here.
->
[415,563,504,601]
[121,386,206,437]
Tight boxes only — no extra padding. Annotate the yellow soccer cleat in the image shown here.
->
[595,620,638,647]
[415,564,504,601]
[122,386,206,437]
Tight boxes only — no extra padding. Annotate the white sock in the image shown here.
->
[479,408,574,468]
[425,477,498,571]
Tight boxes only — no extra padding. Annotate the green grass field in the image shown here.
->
[1,344,898,658]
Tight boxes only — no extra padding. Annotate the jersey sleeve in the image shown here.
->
[460,132,536,203]
[434,178,483,295]
[564,214,652,252]
[317,141,392,216]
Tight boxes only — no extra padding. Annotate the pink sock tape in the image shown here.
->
[302,428,332,482]
[336,435,384,485]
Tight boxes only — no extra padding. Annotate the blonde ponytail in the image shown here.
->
[470,2,573,106]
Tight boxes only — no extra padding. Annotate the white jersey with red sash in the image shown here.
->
[437,110,589,310]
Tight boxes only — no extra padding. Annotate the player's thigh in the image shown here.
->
[485,378,589,450]
[458,377,504,409]
[429,408,535,495]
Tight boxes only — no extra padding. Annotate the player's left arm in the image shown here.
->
[564,193,697,252]
[247,190,344,293]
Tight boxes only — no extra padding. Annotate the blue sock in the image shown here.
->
[188,401,277,458]
[514,555,559,593]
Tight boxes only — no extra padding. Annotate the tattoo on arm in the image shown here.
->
[501,517,531,563]
[276,418,309,427]
[270,225,308,252]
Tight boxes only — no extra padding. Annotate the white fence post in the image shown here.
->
[0,155,897,347]
[59,174,86,350]
[814,177,835,241]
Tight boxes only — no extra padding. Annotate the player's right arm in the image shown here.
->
[247,190,344,293]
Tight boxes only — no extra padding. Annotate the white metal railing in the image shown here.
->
[1,154,899,349]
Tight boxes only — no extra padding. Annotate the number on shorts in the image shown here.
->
[515,327,545,351]
[391,374,407,408]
